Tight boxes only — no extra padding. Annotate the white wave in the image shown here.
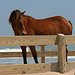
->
[45,56,75,59]
[68,56,75,59]
[0,47,30,52]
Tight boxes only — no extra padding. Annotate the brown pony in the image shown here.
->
[9,9,72,64]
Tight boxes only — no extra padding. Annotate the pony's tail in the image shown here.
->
[68,20,73,35]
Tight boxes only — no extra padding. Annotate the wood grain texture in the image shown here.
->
[0,36,57,46]
[66,35,75,45]
[41,46,45,63]
[0,63,58,75]
[0,35,75,74]
[58,34,66,73]
[0,62,75,75]
[0,35,75,46]
[0,51,75,58]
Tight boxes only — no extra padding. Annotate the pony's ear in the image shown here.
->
[21,11,26,15]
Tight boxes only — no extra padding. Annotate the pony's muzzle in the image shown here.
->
[22,32,25,35]
[20,31,27,35]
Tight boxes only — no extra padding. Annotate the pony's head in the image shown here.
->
[9,9,26,35]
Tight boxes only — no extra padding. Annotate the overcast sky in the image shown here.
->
[0,0,75,36]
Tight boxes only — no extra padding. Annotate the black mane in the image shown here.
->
[8,9,21,24]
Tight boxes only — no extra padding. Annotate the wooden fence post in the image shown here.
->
[41,46,45,63]
[57,34,66,73]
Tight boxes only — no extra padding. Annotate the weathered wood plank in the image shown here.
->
[0,51,75,58]
[0,35,75,46]
[67,62,75,71]
[68,51,75,56]
[0,62,75,75]
[0,36,57,46]
[66,35,75,45]
[58,34,66,73]
[0,35,75,74]
[41,46,45,63]
[59,62,75,72]
[0,51,58,58]
[0,52,22,57]
[0,63,58,75]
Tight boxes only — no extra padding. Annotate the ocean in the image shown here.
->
[0,45,75,65]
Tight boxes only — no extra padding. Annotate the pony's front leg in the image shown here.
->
[21,46,27,64]
[29,46,38,63]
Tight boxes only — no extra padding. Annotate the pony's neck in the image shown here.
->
[24,15,35,20]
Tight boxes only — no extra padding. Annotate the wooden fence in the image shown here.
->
[0,34,75,75]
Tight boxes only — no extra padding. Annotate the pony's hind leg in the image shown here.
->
[21,46,27,64]
[29,46,38,63]
[66,45,68,62]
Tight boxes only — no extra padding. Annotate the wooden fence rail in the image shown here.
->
[0,51,75,57]
[0,34,75,74]
[0,35,75,46]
